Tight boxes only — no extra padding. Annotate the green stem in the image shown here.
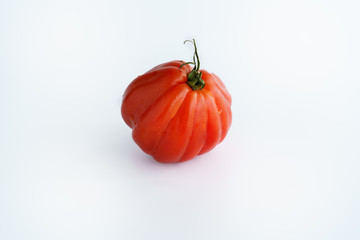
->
[179,39,205,90]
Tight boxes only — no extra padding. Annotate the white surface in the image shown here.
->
[1,0,360,239]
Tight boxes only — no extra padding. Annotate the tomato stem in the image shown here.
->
[180,39,205,91]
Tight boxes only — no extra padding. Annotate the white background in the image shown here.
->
[1,0,360,239]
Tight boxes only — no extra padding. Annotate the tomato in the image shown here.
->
[121,40,232,163]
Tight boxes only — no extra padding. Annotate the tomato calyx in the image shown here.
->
[179,39,205,91]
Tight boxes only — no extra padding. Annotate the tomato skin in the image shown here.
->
[121,60,232,163]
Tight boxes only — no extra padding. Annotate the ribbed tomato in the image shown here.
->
[121,40,232,163]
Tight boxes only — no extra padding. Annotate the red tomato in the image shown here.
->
[121,40,232,163]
